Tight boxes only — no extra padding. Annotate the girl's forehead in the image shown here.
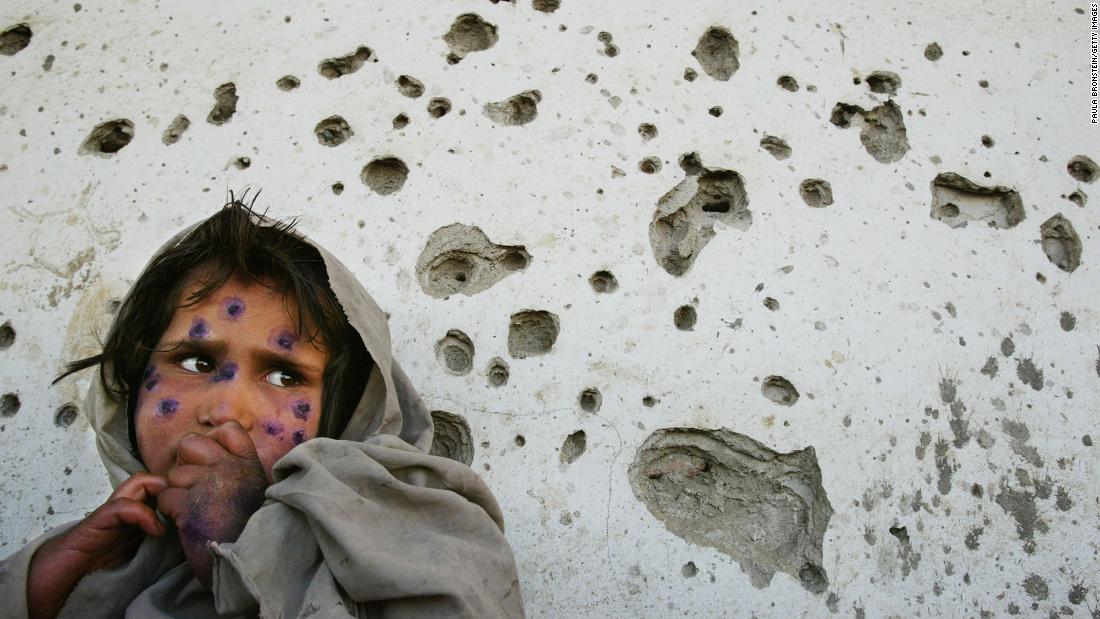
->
[174,278,297,326]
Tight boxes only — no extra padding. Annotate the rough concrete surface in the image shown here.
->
[0,1,1097,617]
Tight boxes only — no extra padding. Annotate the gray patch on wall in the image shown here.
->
[629,427,833,594]
[318,46,372,78]
[435,329,475,375]
[829,101,909,163]
[560,430,586,464]
[0,23,32,56]
[1066,155,1098,183]
[799,179,834,207]
[443,14,498,63]
[1039,213,1082,272]
[207,82,238,125]
[691,26,740,81]
[649,161,752,276]
[928,172,1025,229]
[360,156,408,195]
[508,310,559,358]
[483,90,541,126]
[314,115,353,147]
[429,410,474,466]
[415,223,530,298]
[161,114,190,145]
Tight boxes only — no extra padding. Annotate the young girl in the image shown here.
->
[1,194,524,618]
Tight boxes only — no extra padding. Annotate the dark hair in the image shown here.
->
[55,190,372,458]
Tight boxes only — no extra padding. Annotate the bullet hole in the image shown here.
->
[638,156,662,174]
[532,0,560,12]
[1,393,19,417]
[578,387,602,413]
[106,298,121,314]
[1066,190,1086,207]
[560,430,587,464]
[799,179,834,207]
[760,135,791,160]
[1066,155,1098,183]
[42,54,54,71]
[317,45,372,79]
[980,134,994,148]
[929,172,1025,229]
[1015,358,1044,392]
[428,410,474,466]
[829,100,909,163]
[54,403,79,428]
[486,357,510,387]
[638,123,658,142]
[629,428,833,594]
[776,75,799,91]
[762,375,799,406]
[1001,336,1015,357]
[1039,214,1082,273]
[924,42,943,61]
[79,119,134,156]
[314,115,353,147]
[416,223,530,298]
[584,73,598,84]
[978,79,989,88]
[1059,311,1076,331]
[331,182,344,195]
[670,155,699,178]
[161,114,190,145]
[888,525,909,545]
[443,14,498,62]
[970,483,984,498]
[483,89,541,126]
[683,67,698,82]
[0,24,32,56]
[674,304,697,330]
[232,156,251,170]
[276,75,300,91]
[597,31,619,57]
[514,435,526,447]
[588,270,618,293]
[680,561,699,578]
[206,82,238,125]
[393,113,409,129]
[360,156,408,195]
[865,71,900,95]
[692,26,740,81]
[427,97,452,118]
[396,74,424,98]
[0,322,15,349]
[763,297,779,311]
[435,329,475,375]
[708,106,723,117]
[650,163,752,276]
[508,310,559,359]
[643,395,656,407]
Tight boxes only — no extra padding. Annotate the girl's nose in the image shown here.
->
[196,362,256,431]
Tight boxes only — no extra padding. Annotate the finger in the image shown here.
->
[98,497,166,538]
[166,464,207,490]
[176,432,226,466]
[111,472,169,503]
[156,487,188,523]
[206,420,258,460]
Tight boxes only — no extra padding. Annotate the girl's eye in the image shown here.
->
[179,355,214,373]
[265,369,300,388]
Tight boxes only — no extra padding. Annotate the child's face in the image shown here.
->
[134,274,329,482]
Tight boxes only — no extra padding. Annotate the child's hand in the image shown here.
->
[27,472,168,619]
[156,420,268,589]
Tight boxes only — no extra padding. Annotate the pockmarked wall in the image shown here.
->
[1,1,1097,616]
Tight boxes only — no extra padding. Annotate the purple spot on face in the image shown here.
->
[188,317,209,339]
[144,372,160,391]
[292,429,306,445]
[156,398,179,417]
[211,362,238,383]
[142,366,154,380]
[292,400,311,420]
[275,330,297,351]
[262,420,285,436]
[223,296,246,320]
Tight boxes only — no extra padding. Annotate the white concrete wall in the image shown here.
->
[1,1,1097,616]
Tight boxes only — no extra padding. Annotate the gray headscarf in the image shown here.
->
[0,210,525,618]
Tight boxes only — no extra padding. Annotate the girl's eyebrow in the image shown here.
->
[160,338,323,377]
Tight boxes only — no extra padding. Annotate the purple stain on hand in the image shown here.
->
[188,317,209,339]
[223,296,246,320]
[262,420,285,436]
[292,400,311,420]
[275,330,297,351]
[156,398,180,417]
[211,361,238,383]
[292,429,306,445]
